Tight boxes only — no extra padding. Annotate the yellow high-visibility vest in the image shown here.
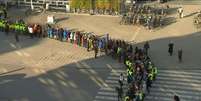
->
[148,73,153,80]
[124,96,129,101]
[154,67,158,74]
[128,62,132,68]
[139,92,143,100]
[126,60,129,66]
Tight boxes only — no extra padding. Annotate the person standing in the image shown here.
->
[174,95,180,101]
[94,38,98,58]
[146,72,153,93]
[58,28,63,41]
[5,21,9,35]
[119,73,124,89]
[168,41,174,56]
[87,37,90,51]
[3,8,7,19]
[28,25,34,38]
[116,87,123,101]
[144,41,150,55]
[63,28,67,41]
[15,33,19,42]
[117,46,122,62]
[178,48,183,63]
[178,7,183,19]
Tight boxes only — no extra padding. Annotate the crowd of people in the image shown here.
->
[193,10,201,29]
[116,42,158,101]
[1,14,185,101]
[0,2,183,101]
[0,15,158,100]
[120,4,168,30]
[44,24,183,101]
[44,24,158,101]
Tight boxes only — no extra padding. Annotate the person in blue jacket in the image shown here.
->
[63,28,68,41]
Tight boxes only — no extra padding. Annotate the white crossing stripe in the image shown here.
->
[150,87,201,96]
[95,96,117,100]
[111,69,126,73]
[145,70,201,101]
[98,91,117,96]
[94,68,127,101]
[107,76,127,81]
[158,70,201,76]
[147,91,201,100]
[145,96,172,101]
[100,87,115,91]
[158,73,201,80]
[156,76,201,84]
[105,80,118,84]
[153,79,201,88]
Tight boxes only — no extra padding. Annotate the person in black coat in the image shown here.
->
[116,87,123,101]
[5,22,9,35]
[168,41,174,56]
[58,28,63,41]
[144,41,150,55]
[174,95,180,101]
[178,48,183,62]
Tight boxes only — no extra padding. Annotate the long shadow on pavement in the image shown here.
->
[0,31,201,101]
[0,32,45,55]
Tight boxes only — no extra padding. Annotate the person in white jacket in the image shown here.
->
[178,7,184,18]
[119,73,124,89]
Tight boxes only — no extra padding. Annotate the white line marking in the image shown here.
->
[98,92,117,96]
[131,27,141,41]
[95,96,117,100]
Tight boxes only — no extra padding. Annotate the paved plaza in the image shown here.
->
[0,4,201,101]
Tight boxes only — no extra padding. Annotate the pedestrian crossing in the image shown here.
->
[144,70,201,101]
[94,69,127,101]
[94,69,201,101]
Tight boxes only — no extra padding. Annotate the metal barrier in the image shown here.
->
[17,0,70,10]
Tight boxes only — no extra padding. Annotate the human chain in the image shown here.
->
[40,24,158,101]
[0,18,158,101]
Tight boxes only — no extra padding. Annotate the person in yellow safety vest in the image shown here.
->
[0,20,5,29]
[124,96,129,101]
[127,68,133,84]
[128,61,132,68]
[127,68,132,76]
[152,66,158,80]
[117,47,122,54]
[148,62,152,71]
[89,38,93,49]
[148,72,153,81]
[136,90,144,101]
[19,24,23,32]
[129,69,133,76]
[2,21,5,28]
[15,23,19,32]
[125,60,130,68]
[0,20,3,29]
[129,66,134,75]
[9,24,15,31]
[139,90,144,101]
